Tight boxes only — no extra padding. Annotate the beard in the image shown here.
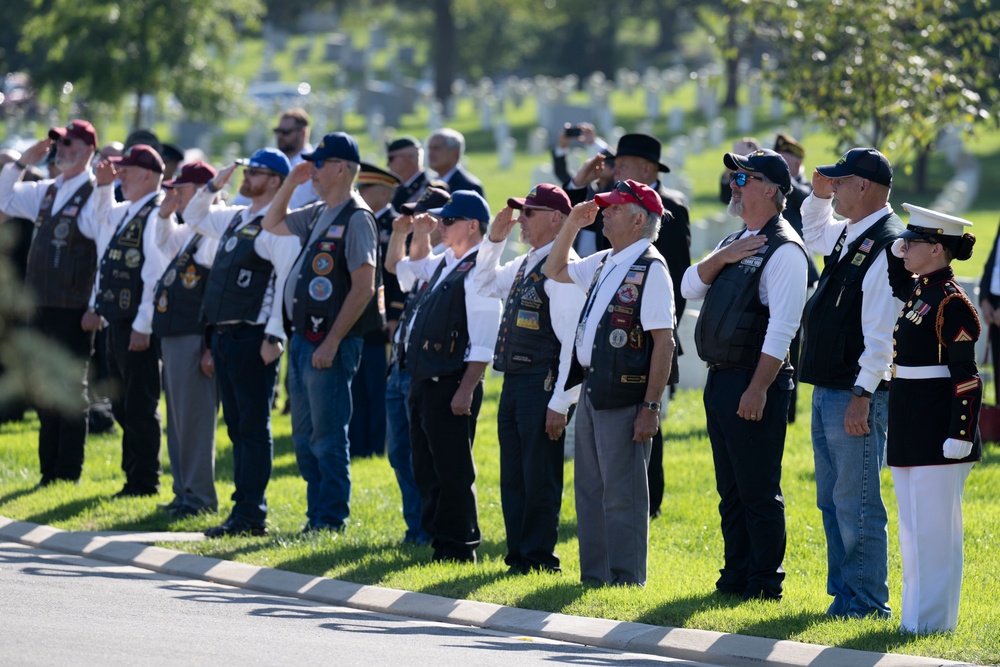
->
[239,179,265,199]
[727,198,744,217]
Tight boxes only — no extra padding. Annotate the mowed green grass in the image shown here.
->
[1,382,998,665]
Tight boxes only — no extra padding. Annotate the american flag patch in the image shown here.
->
[457,261,474,272]
[624,270,645,285]
[955,378,979,395]
[953,328,974,342]
[859,238,874,253]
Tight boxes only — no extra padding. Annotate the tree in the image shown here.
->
[761,0,1000,192]
[19,0,264,128]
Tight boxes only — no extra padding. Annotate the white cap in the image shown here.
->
[901,202,973,239]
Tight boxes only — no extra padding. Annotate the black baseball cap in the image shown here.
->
[816,148,893,187]
[723,149,792,195]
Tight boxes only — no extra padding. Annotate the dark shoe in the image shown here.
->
[170,505,215,519]
[743,588,782,602]
[431,549,476,564]
[158,498,184,511]
[37,476,55,489]
[205,517,267,538]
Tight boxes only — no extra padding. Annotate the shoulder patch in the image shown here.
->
[953,328,974,343]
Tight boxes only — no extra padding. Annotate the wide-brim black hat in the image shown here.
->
[615,133,669,173]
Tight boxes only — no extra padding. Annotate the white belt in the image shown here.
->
[892,364,949,379]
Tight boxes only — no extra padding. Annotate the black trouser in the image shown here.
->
[497,371,565,571]
[35,306,93,483]
[106,320,162,493]
[409,372,483,561]
[647,428,664,517]
[991,323,1000,404]
[704,367,790,599]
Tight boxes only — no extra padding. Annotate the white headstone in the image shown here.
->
[645,84,662,121]
[690,127,707,154]
[368,111,385,144]
[770,94,784,120]
[493,118,510,145]
[709,118,726,147]
[670,135,689,168]
[668,107,685,134]
[737,105,754,134]
[529,127,548,156]
[498,137,517,170]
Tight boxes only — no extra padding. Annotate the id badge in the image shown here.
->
[575,320,586,347]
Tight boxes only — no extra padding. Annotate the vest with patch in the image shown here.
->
[151,233,211,338]
[493,254,559,375]
[96,198,157,322]
[201,211,272,324]
[26,180,96,308]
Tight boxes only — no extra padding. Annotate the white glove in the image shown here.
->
[943,438,973,459]
[890,238,906,258]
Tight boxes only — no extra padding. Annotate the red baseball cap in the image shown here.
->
[108,144,165,174]
[507,183,572,215]
[163,160,217,188]
[48,120,98,149]
[594,179,665,216]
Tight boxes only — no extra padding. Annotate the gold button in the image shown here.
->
[892,339,896,345]
[963,400,969,405]
[893,351,897,358]
[960,430,966,436]
[907,301,913,307]
[916,289,922,296]
[961,415,967,421]
[894,325,899,331]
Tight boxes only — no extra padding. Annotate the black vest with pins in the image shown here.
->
[201,211,272,324]
[290,199,384,343]
[799,212,903,389]
[565,246,667,410]
[26,180,97,309]
[694,215,804,373]
[404,251,478,382]
[152,232,211,338]
[96,198,158,322]
[493,254,560,375]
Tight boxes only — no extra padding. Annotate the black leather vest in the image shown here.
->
[493,254,559,375]
[800,212,902,389]
[26,180,96,308]
[404,251,478,382]
[96,198,157,322]
[201,211,273,324]
[290,200,384,343]
[694,215,804,373]
[152,232,211,338]
[566,246,667,410]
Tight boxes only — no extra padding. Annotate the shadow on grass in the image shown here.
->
[831,627,916,655]
[635,591,744,629]
[24,495,104,526]
[514,579,587,614]
[0,485,40,509]
[413,567,508,599]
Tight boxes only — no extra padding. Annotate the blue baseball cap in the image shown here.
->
[428,190,491,223]
[237,148,291,176]
[302,131,361,164]
[723,148,792,195]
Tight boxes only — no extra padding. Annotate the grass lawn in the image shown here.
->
[1,382,998,665]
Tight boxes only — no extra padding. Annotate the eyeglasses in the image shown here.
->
[441,217,467,226]
[902,238,937,250]
[58,138,73,147]
[245,167,277,178]
[313,158,344,169]
[272,127,299,136]
[733,172,764,187]
[520,207,552,219]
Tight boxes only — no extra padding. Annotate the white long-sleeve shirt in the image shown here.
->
[681,225,807,363]
[800,194,900,392]
[0,163,106,241]
[473,238,584,414]
[396,243,501,364]
[183,186,301,340]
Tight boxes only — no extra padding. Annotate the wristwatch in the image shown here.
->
[266,334,282,345]
[642,401,661,413]
[851,385,872,399]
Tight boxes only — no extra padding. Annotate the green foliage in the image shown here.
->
[761,0,1000,161]
[19,0,265,124]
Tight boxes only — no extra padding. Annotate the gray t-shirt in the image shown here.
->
[283,193,378,319]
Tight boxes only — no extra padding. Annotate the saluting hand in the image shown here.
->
[158,187,181,219]
[391,213,413,234]
[20,138,51,168]
[212,162,238,190]
[811,169,835,199]
[566,200,599,229]
[488,206,516,243]
[288,161,312,186]
[95,159,117,187]
[412,212,438,236]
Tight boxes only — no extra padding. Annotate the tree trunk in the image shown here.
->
[133,90,144,132]
[432,0,456,110]
[722,16,739,109]
[914,143,932,194]
[656,4,677,54]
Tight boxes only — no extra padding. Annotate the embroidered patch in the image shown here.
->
[628,264,648,272]
[457,261,474,273]
[624,270,645,285]
[610,313,632,329]
[953,328,974,342]
[613,305,634,315]
[629,325,644,350]
[955,378,979,395]
[740,255,763,268]
[619,374,647,384]
[851,252,865,266]
[309,277,333,301]
[156,292,168,313]
[224,236,239,253]
[312,253,334,276]
[318,241,335,252]
[516,309,540,330]
[63,206,79,217]
[520,286,542,306]
[53,221,71,240]
[609,328,628,348]
[305,315,327,343]
[326,225,345,239]
[118,289,131,310]
[163,268,177,287]
[616,284,639,305]
[124,249,142,269]
[859,238,874,253]
[241,224,262,237]
[236,268,253,288]
[179,265,200,289]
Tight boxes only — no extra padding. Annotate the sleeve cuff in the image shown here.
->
[466,345,494,363]
[855,370,883,394]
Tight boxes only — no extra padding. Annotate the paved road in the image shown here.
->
[0,542,713,666]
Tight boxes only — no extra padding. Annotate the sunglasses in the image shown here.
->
[441,217,467,226]
[520,207,552,219]
[58,138,74,147]
[902,238,937,250]
[245,167,277,178]
[733,172,764,187]
[272,127,299,136]
[313,158,344,169]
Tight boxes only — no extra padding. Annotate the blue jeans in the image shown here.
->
[289,333,362,530]
[811,386,891,618]
[385,361,429,543]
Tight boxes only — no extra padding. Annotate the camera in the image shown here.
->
[564,126,583,138]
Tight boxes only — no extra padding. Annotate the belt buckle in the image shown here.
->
[891,365,897,379]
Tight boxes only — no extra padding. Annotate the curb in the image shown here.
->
[0,516,968,667]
